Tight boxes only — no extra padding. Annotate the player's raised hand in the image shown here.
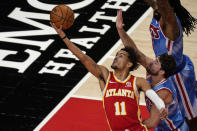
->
[50,22,66,39]
[116,9,125,30]
[159,108,168,120]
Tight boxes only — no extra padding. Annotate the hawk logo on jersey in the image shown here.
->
[125,82,132,87]
[150,24,160,39]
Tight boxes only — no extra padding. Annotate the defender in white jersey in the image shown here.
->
[144,0,197,130]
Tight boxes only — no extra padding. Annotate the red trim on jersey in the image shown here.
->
[167,40,171,52]
[103,72,111,98]
[156,87,173,96]
[102,73,112,130]
[175,74,194,119]
[165,119,177,130]
[112,72,131,83]
[154,79,167,87]
[133,77,148,131]
[159,22,174,52]
[159,22,168,39]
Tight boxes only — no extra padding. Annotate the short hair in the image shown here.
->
[168,0,197,36]
[121,46,140,71]
[159,53,176,78]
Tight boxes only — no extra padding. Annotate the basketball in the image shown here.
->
[50,4,74,30]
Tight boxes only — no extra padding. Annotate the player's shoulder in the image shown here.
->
[156,87,172,94]
[135,77,148,83]
[156,87,172,97]
[156,87,173,103]
[135,77,149,88]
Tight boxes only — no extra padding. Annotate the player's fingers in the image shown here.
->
[118,9,122,16]
[161,117,166,120]
[119,9,122,18]
[161,109,167,119]
[50,22,55,28]
[60,25,63,30]
[50,22,58,30]
[117,10,120,18]
[160,109,167,116]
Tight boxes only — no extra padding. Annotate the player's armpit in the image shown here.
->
[136,77,151,92]
[97,65,109,83]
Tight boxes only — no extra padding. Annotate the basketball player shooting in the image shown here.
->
[50,22,167,130]
[50,10,168,131]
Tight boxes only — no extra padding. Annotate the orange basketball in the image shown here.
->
[50,4,74,30]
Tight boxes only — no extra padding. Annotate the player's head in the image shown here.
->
[147,53,176,78]
[111,46,140,72]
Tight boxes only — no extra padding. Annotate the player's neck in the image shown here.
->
[114,70,130,81]
[151,75,165,87]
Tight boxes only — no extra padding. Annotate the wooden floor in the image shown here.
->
[73,0,197,102]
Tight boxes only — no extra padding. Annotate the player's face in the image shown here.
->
[111,50,131,70]
[147,58,162,76]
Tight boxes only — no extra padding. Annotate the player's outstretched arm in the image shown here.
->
[116,10,152,69]
[51,22,109,89]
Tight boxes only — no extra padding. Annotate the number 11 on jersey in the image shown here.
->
[114,101,127,116]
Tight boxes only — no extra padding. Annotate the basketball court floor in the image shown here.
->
[0,0,196,130]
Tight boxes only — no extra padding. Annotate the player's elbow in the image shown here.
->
[143,119,158,129]
[151,118,160,128]
[151,121,159,128]
[147,120,158,129]
[144,115,160,129]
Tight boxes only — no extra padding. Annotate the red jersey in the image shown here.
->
[103,72,147,131]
